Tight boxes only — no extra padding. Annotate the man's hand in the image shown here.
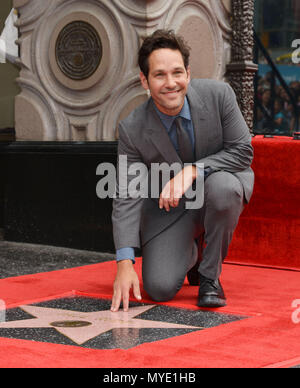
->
[159,165,198,211]
[111,260,142,312]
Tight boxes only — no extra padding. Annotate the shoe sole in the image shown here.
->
[197,296,227,308]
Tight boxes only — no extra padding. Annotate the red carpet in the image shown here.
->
[0,259,299,368]
[0,136,299,368]
[228,136,300,270]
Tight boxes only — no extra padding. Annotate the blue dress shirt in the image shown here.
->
[154,97,195,152]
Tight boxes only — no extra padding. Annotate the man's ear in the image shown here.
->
[186,66,191,84]
[140,71,149,90]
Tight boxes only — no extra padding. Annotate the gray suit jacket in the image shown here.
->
[112,79,254,250]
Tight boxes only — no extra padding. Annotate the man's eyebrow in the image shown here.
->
[152,67,185,74]
[152,69,165,74]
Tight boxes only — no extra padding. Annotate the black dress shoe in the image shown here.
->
[197,274,227,308]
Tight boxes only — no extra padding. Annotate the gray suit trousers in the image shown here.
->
[141,171,244,302]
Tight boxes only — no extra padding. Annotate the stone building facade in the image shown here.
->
[13,0,256,141]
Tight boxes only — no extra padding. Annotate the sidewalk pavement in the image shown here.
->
[0,236,115,279]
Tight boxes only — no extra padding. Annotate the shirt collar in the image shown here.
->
[153,97,192,133]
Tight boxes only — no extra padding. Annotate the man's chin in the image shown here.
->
[158,98,185,115]
[166,102,184,114]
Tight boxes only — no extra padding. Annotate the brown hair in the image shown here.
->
[138,30,191,79]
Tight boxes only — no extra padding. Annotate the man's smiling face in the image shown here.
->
[140,48,191,116]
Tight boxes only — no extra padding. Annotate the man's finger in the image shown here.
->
[111,289,121,312]
[159,195,164,209]
[159,195,169,211]
[163,199,170,212]
[172,198,180,207]
[133,280,142,302]
[122,290,130,312]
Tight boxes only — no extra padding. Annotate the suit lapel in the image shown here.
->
[187,84,210,161]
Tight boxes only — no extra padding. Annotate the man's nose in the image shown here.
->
[165,74,177,89]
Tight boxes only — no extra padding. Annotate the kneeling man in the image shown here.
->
[111,30,254,312]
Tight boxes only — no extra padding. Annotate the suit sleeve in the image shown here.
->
[112,122,145,250]
[196,83,254,173]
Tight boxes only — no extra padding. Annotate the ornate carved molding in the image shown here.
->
[209,0,232,40]
[14,0,234,141]
[165,0,225,80]
[226,0,258,132]
[112,0,173,22]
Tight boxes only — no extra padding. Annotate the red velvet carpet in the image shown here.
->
[228,136,300,270]
[0,259,299,368]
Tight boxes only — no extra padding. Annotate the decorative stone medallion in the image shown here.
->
[55,21,102,81]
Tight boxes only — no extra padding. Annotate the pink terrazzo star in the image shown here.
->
[0,304,201,345]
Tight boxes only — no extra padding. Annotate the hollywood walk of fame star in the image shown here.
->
[0,304,202,346]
